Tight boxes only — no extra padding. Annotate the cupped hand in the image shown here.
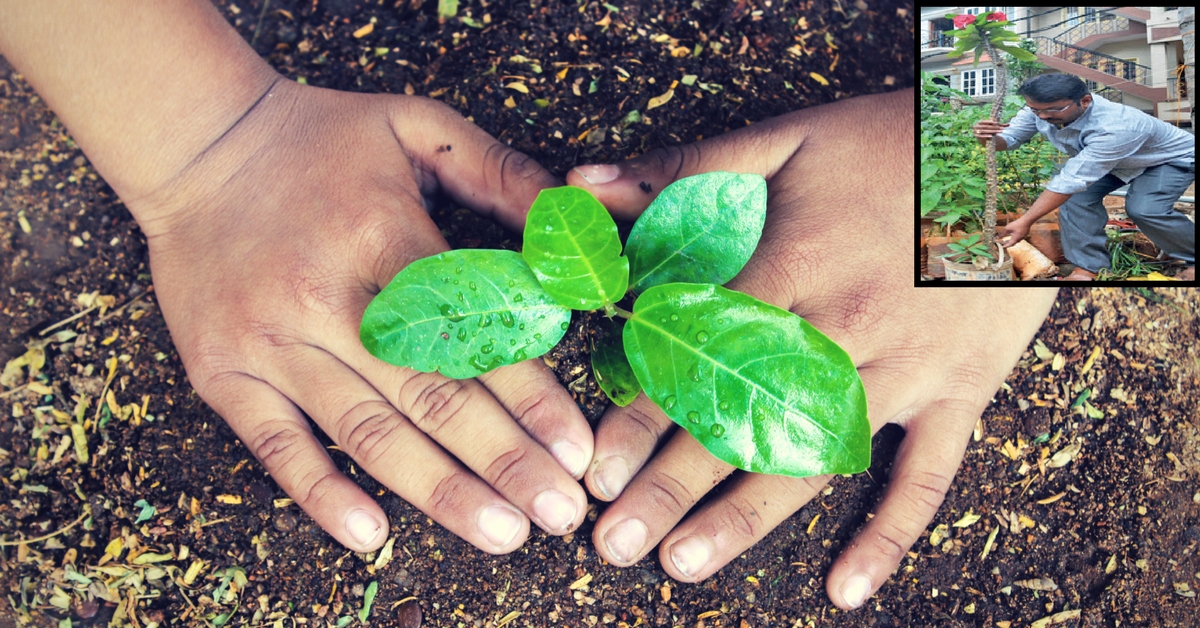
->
[566,89,1058,609]
[126,77,593,554]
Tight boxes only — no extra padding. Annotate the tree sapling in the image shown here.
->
[360,172,870,477]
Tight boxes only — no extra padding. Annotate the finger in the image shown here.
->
[477,360,595,479]
[583,393,677,501]
[193,369,390,552]
[592,431,735,567]
[268,343,587,544]
[566,89,910,220]
[565,113,807,220]
[824,396,980,610]
[656,472,830,581]
[389,97,560,231]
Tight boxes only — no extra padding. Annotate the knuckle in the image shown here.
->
[868,518,914,562]
[483,447,531,494]
[898,469,954,513]
[614,401,671,444]
[337,401,406,467]
[427,469,476,518]
[248,424,307,471]
[715,495,763,540]
[641,470,695,517]
[486,143,547,190]
[400,373,471,436]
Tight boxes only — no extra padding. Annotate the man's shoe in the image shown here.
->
[1060,268,1096,281]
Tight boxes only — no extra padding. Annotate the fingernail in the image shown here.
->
[840,574,873,609]
[550,440,588,477]
[532,490,578,534]
[593,457,631,500]
[574,164,620,185]
[477,505,523,548]
[669,535,712,578]
[345,509,385,547]
[603,518,648,564]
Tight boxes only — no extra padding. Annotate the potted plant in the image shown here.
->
[359,172,872,478]
[941,12,1038,280]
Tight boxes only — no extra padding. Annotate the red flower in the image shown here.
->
[987,12,1007,22]
[953,14,974,29]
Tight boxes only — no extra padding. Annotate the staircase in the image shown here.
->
[1032,9,1168,105]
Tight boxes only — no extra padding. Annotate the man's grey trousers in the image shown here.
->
[1059,160,1195,273]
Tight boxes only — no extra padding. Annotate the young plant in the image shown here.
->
[944,12,1037,266]
[942,233,997,265]
[360,172,870,477]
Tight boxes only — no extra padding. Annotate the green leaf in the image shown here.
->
[358,581,378,622]
[133,499,156,524]
[361,249,571,379]
[437,0,458,19]
[625,172,766,293]
[623,283,870,477]
[522,186,629,310]
[997,44,1038,62]
[591,321,641,407]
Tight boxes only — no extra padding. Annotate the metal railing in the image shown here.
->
[1053,11,1131,47]
[1033,36,1153,87]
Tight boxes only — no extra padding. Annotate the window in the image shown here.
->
[1065,7,1080,27]
[960,68,996,98]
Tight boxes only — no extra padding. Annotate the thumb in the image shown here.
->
[390,97,559,232]
[565,113,808,221]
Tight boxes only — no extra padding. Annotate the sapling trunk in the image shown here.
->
[982,38,1006,260]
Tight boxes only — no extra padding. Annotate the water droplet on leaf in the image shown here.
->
[456,291,466,303]
[663,395,677,410]
[481,342,495,354]
[561,321,569,331]
[455,266,464,274]
[439,304,467,322]
[514,293,524,302]
[499,311,515,328]
[718,400,730,412]
[686,411,700,424]
[456,328,468,342]
[669,313,679,321]
[711,423,725,437]
[468,281,477,291]
[687,363,702,382]
[479,314,493,328]
[696,331,709,343]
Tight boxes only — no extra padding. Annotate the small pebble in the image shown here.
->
[396,600,422,628]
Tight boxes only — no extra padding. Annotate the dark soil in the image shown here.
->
[3,2,1199,627]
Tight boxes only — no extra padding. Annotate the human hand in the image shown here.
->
[972,118,1009,141]
[127,78,592,554]
[998,219,1031,248]
[567,89,1058,609]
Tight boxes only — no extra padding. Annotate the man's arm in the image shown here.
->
[999,189,1071,247]
[0,0,277,206]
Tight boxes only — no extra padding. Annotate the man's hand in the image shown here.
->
[568,89,1058,609]
[130,80,593,554]
[998,219,1032,248]
[972,118,1010,143]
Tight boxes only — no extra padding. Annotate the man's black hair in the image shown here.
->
[1016,73,1090,104]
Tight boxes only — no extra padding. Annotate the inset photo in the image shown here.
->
[919,7,1195,284]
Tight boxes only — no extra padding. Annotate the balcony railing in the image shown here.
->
[921,32,956,49]
[1033,36,1153,87]
[1054,12,1131,47]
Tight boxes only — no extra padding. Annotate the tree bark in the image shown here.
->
[982,39,1007,262]
[1180,8,1194,130]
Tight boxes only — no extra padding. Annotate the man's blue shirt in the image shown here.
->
[997,93,1195,195]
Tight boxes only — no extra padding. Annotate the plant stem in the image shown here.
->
[609,305,634,319]
[982,38,1007,263]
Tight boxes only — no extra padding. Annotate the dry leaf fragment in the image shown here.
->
[503,96,516,109]
[659,582,671,603]
[929,523,949,546]
[952,510,982,528]
[1033,339,1054,360]
[1105,554,1118,574]
[1013,576,1058,591]
[373,537,396,569]
[1031,610,1081,627]
[505,82,529,94]
[809,72,829,86]
[569,574,593,590]
[1047,439,1082,468]
[1051,352,1066,371]
[216,494,243,505]
[980,525,999,561]
[647,88,674,109]
[697,610,721,620]
[1036,492,1065,505]
[807,514,820,535]
[353,23,374,38]
[1080,345,1102,374]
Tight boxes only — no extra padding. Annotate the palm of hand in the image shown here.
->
[569,89,1057,608]
[127,80,594,554]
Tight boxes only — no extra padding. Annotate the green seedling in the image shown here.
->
[943,233,996,264]
[361,172,870,477]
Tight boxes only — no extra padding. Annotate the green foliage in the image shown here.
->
[361,173,871,478]
[943,233,996,263]
[360,250,571,378]
[591,320,641,407]
[358,581,378,622]
[624,172,766,293]
[624,283,869,476]
[523,186,629,310]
